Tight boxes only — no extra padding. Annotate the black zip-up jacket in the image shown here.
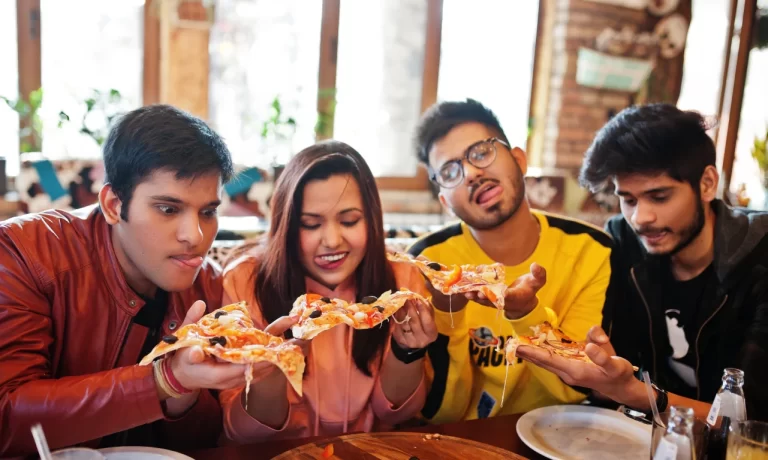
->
[603,200,768,421]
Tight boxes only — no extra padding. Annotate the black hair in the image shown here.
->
[579,103,716,193]
[102,104,234,220]
[415,98,510,167]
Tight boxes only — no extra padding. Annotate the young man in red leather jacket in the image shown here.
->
[0,105,251,456]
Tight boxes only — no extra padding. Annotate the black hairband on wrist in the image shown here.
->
[390,336,427,364]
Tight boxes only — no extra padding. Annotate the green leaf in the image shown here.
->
[28,88,43,109]
[85,98,97,112]
[286,117,296,126]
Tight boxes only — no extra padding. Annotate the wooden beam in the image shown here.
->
[316,0,340,141]
[419,0,443,113]
[714,0,738,147]
[718,0,757,196]
[143,0,161,106]
[16,0,41,153]
[526,0,552,168]
[159,0,211,119]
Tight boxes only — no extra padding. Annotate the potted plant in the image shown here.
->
[0,88,68,194]
[57,88,125,148]
[260,95,297,182]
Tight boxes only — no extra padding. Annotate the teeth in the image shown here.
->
[320,254,345,262]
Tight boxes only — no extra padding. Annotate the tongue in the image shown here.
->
[175,256,203,268]
[477,186,501,204]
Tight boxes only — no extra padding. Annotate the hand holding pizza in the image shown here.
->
[465,263,547,319]
[514,325,643,406]
[167,301,253,391]
[391,296,438,351]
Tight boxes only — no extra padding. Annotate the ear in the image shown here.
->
[699,165,719,202]
[510,147,528,175]
[99,184,123,225]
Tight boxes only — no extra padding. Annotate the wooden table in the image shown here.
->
[186,414,545,459]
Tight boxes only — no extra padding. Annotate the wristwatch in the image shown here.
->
[390,337,427,364]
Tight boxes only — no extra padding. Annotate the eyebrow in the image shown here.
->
[150,195,221,207]
[301,207,363,218]
[615,187,673,196]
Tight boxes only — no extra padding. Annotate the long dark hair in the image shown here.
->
[255,140,396,376]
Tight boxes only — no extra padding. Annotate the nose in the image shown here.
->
[631,202,656,228]
[321,222,342,249]
[463,160,485,186]
[177,213,204,247]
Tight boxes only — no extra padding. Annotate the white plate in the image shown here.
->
[516,405,652,460]
[99,447,193,460]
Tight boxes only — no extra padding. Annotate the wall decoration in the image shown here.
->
[654,13,689,58]
[576,48,654,92]
[583,0,649,10]
[647,0,680,17]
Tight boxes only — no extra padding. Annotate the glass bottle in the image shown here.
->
[707,368,747,460]
[654,406,697,460]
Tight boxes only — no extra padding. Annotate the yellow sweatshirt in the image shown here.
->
[408,211,611,423]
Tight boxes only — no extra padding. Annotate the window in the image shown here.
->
[437,0,540,151]
[0,1,18,176]
[677,0,730,117]
[209,0,322,168]
[333,0,428,177]
[731,33,768,207]
[40,0,142,160]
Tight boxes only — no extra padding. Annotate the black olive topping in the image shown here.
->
[162,335,178,344]
[209,336,227,347]
[214,311,228,319]
[375,306,385,313]
[427,262,442,271]
[361,296,378,304]
[309,309,323,319]
[320,297,331,303]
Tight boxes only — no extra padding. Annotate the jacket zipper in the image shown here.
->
[631,268,657,379]
[694,295,728,400]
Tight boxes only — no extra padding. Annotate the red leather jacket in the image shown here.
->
[0,207,224,457]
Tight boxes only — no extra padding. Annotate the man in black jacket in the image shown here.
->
[515,104,768,421]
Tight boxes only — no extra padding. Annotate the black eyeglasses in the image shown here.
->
[429,137,510,189]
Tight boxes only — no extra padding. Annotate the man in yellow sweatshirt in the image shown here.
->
[408,99,611,423]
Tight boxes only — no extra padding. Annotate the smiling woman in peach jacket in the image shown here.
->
[218,141,437,443]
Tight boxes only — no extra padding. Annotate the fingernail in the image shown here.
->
[598,334,608,342]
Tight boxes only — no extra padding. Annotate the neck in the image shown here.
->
[670,210,716,281]
[111,230,157,299]
[468,201,540,266]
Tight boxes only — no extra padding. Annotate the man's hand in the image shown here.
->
[167,301,251,393]
[464,263,547,319]
[514,326,648,409]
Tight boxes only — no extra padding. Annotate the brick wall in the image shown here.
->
[540,0,689,170]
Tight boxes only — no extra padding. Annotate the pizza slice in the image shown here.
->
[139,301,306,396]
[504,321,591,364]
[387,252,507,309]
[290,289,428,340]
